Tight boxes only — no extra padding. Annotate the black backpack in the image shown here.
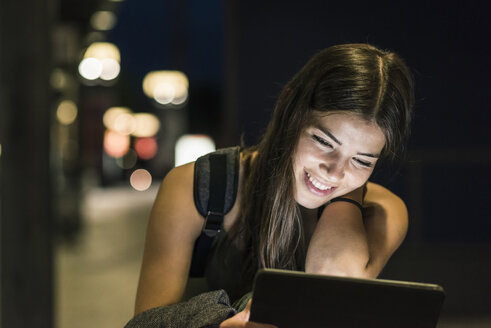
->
[190,147,240,277]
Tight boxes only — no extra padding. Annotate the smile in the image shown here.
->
[304,171,336,196]
[307,172,331,190]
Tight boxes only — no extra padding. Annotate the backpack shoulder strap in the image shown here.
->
[190,146,240,277]
[193,146,240,220]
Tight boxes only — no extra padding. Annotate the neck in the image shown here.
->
[298,205,318,248]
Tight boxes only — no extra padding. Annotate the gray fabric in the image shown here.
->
[194,147,240,217]
[125,290,237,328]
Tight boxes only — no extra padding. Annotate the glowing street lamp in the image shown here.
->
[142,70,189,106]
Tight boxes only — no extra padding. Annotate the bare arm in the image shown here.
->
[305,182,408,278]
[134,162,204,314]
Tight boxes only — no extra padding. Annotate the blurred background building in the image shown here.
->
[1,0,490,327]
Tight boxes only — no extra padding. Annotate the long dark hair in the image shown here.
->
[232,43,414,287]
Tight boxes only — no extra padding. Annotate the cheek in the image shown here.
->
[346,168,373,189]
[294,139,316,166]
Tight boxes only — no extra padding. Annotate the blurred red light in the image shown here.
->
[134,137,157,160]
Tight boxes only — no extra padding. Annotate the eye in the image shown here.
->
[353,158,373,168]
[312,134,333,148]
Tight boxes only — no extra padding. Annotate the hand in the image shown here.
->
[219,299,278,328]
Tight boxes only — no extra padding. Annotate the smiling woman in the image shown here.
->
[129,43,414,327]
[294,112,386,209]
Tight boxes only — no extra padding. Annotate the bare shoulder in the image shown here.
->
[365,182,408,226]
[150,162,203,238]
[365,182,405,206]
[135,162,203,313]
[363,182,408,276]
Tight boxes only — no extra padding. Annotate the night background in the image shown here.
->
[1,0,490,327]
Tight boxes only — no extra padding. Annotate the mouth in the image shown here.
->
[304,171,336,196]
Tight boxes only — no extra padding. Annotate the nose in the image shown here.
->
[320,159,345,183]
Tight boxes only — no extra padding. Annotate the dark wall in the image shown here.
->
[233,1,490,146]
[226,0,491,316]
[0,0,54,326]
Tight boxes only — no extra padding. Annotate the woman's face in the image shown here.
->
[293,112,386,209]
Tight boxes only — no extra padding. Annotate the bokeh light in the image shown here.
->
[170,85,188,105]
[153,83,175,104]
[56,100,78,125]
[84,42,120,62]
[100,58,120,81]
[130,169,152,191]
[98,59,119,81]
[90,11,117,31]
[142,71,189,106]
[134,137,158,160]
[103,107,132,130]
[50,68,68,90]
[103,130,130,158]
[175,134,215,166]
[132,113,160,137]
[80,42,121,81]
[79,58,103,80]
[103,108,160,139]
[116,149,138,169]
[113,112,136,135]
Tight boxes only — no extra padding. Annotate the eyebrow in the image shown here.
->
[315,124,380,158]
[316,125,342,145]
[357,152,380,159]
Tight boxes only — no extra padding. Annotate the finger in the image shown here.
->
[242,298,253,320]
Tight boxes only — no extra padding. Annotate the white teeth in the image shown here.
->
[306,172,331,191]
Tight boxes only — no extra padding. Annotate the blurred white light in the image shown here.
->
[132,113,161,137]
[103,107,132,130]
[83,42,120,62]
[153,82,176,105]
[90,11,117,31]
[56,100,78,125]
[79,58,103,80]
[130,169,152,191]
[171,87,188,105]
[153,83,175,104]
[113,112,136,135]
[100,58,120,80]
[175,134,215,166]
[143,71,189,106]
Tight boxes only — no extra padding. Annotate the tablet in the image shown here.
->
[250,269,445,328]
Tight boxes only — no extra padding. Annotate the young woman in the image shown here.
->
[133,43,414,326]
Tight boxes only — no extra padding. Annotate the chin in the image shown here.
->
[295,195,328,210]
